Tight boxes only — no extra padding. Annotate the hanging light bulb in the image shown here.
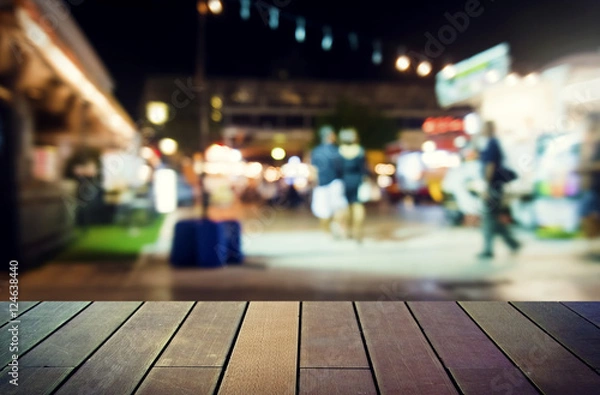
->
[240,0,250,20]
[372,40,382,65]
[322,26,333,51]
[348,32,359,51]
[295,17,306,42]
[269,6,279,29]
[417,60,432,77]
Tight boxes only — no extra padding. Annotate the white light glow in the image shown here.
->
[377,175,393,188]
[524,72,539,86]
[422,141,437,153]
[271,147,286,161]
[454,136,467,148]
[245,162,263,179]
[417,61,432,77]
[159,138,178,155]
[485,69,501,84]
[295,18,306,42]
[288,156,301,165]
[140,146,154,160]
[375,163,396,176]
[264,167,281,182]
[208,0,223,14]
[395,55,410,71]
[442,64,456,79]
[147,101,169,125]
[505,72,520,86]
[138,164,153,183]
[154,169,177,213]
[322,27,333,51]
[464,113,481,135]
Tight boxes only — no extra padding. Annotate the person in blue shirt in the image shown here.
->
[477,121,521,259]
[310,125,348,238]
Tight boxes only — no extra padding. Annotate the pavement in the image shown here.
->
[14,201,600,301]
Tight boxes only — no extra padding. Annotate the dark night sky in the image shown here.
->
[68,0,600,117]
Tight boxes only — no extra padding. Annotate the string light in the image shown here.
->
[395,55,410,72]
[207,0,222,15]
[417,60,432,77]
[322,26,333,51]
[295,17,306,43]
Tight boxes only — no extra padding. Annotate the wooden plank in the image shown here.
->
[135,367,220,395]
[55,302,193,395]
[562,302,600,328]
[0,367,71,395]
[21,302,142,368]
[409,302,539,395]
[301,302,369,368]
[299,369,377,395]
[0,302,40,328]
[513,302,600,370]
[217,302,299,395]
[0,302,90,367]
[355,302,458,395]
[156,302,246,367]
[461,302,600,395]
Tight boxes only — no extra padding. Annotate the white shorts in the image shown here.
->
[311,179,348,219]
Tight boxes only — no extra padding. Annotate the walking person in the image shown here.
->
[477,121,521,259]
[338,128,369,243]
[310,125,347,238]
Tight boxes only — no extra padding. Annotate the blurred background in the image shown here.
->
[1,0,599,300]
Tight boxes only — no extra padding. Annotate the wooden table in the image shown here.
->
[1,302,599,394]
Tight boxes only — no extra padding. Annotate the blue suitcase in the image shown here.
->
[170,219,199,267]
[218,220,244,264]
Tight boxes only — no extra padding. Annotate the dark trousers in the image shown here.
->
[482,186,518,254]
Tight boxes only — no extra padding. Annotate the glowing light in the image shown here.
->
[372,41,382,65]
[271,147,286,161]
[264,167,281,182]
[422,141,436,153]
[159,138,178,155]
[245,162,263,179]
[268,7,279,29]
[211,110,222,122]
[454,136,467,148]
[322,27,333,51]
[524,72,539,86]
[348,32,359,51]
[377,175,393,188]
[154,169,177,213]
[505,72,520,86]
[441,64,456,79]
[395,55,410,71]
[417,61,432,77]
[485,69,501,84]
[138,164,152,183]
[140,146,154,160]
[288,156,301,165]
[240,0,250,20]
[295,17,306,42]
[211,96,223,109]
[231,149,242,162]
[147,101,169,125]
[464,113,481,135]
[294,178,309,190]
[375,163,396,176]
[207,0,223,14]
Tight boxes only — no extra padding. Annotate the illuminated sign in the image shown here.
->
[435,42,511,107]
[422,117,464,134]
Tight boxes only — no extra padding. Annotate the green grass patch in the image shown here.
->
[535,227,582,239]
[56,215,165,262]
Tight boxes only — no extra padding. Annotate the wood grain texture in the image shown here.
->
[299,369,377,395]
[217,302,299,395]
[55,302,193,395]
[513,302,600,370]
[0,367,71,395]
[0,302,40,328]
[300,302,369,368]
[156,302,246,367]
[563,302,600,328]
[21,302,141,368]
[408,302,539,395]
[356,302,458,395]
[461,302,600,395]
[135,367,221,395]
[0,302,90,367]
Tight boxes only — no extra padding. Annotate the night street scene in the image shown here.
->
[1,0,600,301]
